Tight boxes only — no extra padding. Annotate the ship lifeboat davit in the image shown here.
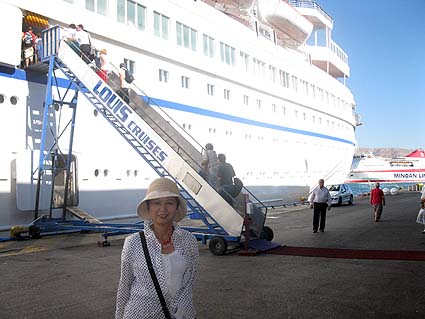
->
[257,0,313,45]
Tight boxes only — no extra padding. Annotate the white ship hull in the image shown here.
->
[0,0,358,230]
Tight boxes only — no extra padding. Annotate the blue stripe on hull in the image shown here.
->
[149,97,355,146]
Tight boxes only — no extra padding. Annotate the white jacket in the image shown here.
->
[115,222,199,319]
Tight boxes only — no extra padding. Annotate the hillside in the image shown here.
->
[355,148,413,158]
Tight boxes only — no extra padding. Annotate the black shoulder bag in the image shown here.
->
[139,231,172,319]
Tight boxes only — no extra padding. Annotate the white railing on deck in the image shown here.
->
[289,0,333,24]
[330,39,348,64]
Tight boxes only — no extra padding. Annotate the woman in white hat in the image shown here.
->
[116,178,199,319]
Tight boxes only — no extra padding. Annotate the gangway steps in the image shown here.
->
[66,206,101,224]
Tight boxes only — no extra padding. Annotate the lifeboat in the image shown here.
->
[257,0,313,45]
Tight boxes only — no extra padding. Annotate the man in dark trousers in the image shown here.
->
[370,182,385,222]
[309,178,331,233]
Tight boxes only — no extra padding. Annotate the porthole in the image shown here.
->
[0,94,5,103]
[134,170,138,177]
[103,169,109,177]
[10,96,18,105]
[94,109,98,117]
[94,169,99,177]
[126,169,131,177]
[53,103,60,111]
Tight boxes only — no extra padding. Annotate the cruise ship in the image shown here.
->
[0,0,359,231]
[346,149,425,184]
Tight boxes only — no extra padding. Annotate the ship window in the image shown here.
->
[207,84,215,96]
[86,0,107,16]
[127,2,136,27]
[291,76,298,92]
[269,66,276,83]
[10,96,18,105]
[220,42,235,66]
[203,34,214,58]
[117,0,145,29]
[176,22,197,51]
[243,95,249,106]
[272,104,276,113]
[154,12,169,39]
[181,76,190,89]
[159,69,169,83]
[103,169,109,177]
[240,51,250,72]
[317,87,324,101]
[300,79,309,95]
[256,99,261,109]
[253,58,266,77]
[0,94,4,104]
[93,109,98,117]
[224,89,231,100]
[94,169,99,177]
[279,70,289,88]
[123,58,135,74]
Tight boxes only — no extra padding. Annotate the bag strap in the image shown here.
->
[139,231,172,319]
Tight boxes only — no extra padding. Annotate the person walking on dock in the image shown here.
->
[309,178,331,233]
[417,185,425,233]
[370,182,385,222]
[115,178,199,319]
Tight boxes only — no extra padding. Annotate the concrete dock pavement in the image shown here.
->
[0,191,424,318]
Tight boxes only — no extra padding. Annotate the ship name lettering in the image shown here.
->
[93,80,132,122]
[128,121,168,162]
[393,173,417,179]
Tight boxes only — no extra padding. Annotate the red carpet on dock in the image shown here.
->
[267,246,425,261]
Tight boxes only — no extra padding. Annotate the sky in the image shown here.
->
[317,0,425,150]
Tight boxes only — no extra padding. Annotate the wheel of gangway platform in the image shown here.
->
[260,226,274,242]
[208,237,228,256]
[28,225,41,239]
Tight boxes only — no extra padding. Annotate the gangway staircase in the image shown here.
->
[33,26,272,255]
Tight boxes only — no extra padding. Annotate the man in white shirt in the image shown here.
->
[61,24,79,54]
[76,24,91,63]
[309,178,331,233]
[118,63,132,103]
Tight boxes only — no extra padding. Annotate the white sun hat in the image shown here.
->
[136,177,187,222]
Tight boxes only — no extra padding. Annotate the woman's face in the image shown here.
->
[148,197,178,226]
